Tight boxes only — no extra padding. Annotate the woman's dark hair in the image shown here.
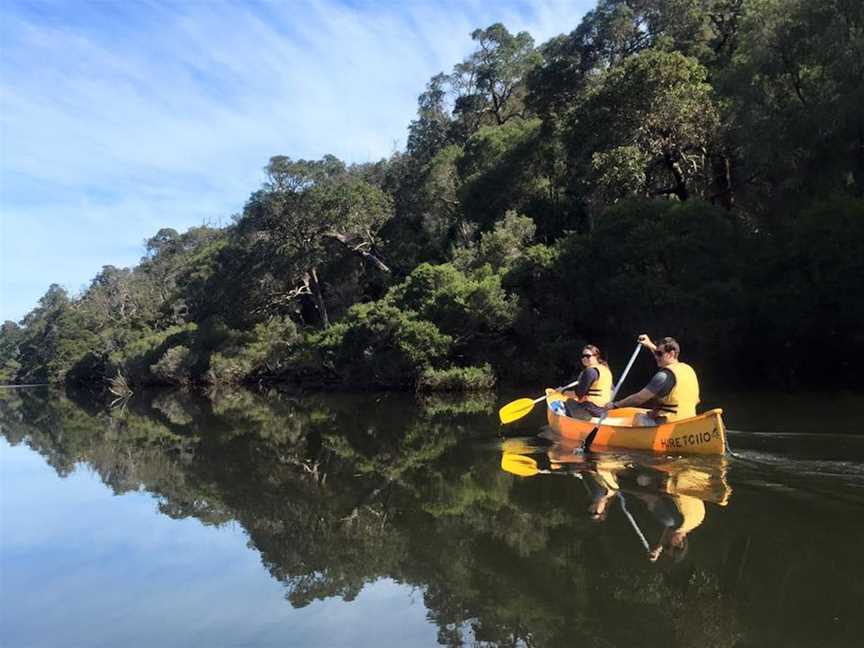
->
[583,344,609,367]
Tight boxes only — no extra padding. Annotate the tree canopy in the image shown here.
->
[2,0,863,390]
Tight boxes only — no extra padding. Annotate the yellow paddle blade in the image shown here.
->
[498,398,537,424]
[500,453,539,477]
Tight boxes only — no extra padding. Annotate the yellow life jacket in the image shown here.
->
[654,362,700,421]
[595,468,619,491]
[671,495,706,534]
[580,364,613,406]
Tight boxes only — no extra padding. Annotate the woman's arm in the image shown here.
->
[563,367,597,399]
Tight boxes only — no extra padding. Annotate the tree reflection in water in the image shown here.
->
[4,387,863,648]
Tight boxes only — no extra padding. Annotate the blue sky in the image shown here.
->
[0,0,591,323]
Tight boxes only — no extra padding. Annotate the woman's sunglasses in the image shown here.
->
[581,353,594,359]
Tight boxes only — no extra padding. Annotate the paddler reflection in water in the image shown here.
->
[502,447,715,563]
[582,470,618,521]
[641,494,704,562]
[582,462,706,563]
[604,335,700,426]
[616,465,706,563]
[561,344,614,421]
[546,445,622,522]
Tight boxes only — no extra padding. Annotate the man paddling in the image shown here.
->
[637,491,704,563]
[623,464,705,562]
[604,335,700,425]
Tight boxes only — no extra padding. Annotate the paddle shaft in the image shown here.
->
[611,343,642,402]
[534,378,579,405]
[619,493,650,551]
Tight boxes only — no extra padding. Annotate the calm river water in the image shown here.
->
[1,386,863,647]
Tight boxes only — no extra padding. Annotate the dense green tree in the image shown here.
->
[14,285,101,383]
[527,0,716,118]
[314,302,452,387]
[3,0,864,390]
[570,49,720,210]
[0,321,22,382]
[236,156,393,328]
[406,73,453,166]
[457,118,548,229]
[417,144,465,255]
[720,0,864,217]
[454,210,537,274]
[449,23,541,137]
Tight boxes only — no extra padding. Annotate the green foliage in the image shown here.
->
[135,226,225,327]
[13,285,103,383]
[416,364,496,392]
[389,263,516,349]
[418,144,464,254]
[110,323,198,385]
[457,118,554,230]
[742,196,864,384]
[407,73,452,166]
[450,23,541,136]
[472,210,537,273]
[150,346,194,386]
[5,1,864,390]
[315,302,452,388]
[206,317,301,384]
[0,321,23,383]
[721,0,864,212]
[236,155,394,328]
[571,49,720,204]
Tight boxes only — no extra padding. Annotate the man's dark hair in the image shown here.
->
[657,337,680,357]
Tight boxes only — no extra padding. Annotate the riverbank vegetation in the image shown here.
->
[3,0,863,390]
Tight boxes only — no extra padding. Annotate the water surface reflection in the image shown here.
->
[502,436,731,564]
[1,386,863,647]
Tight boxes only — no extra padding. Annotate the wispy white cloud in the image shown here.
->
[0,0,591,322]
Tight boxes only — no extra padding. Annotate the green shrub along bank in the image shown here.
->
[417,365,497,392]
[3,0,863,391]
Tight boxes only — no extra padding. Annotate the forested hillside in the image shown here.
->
[3,0,863,390]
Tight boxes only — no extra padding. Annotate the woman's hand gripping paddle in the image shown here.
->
[498,379,581,424]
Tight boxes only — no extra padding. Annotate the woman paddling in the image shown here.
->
[561,344,614,420]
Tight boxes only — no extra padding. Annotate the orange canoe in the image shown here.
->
[545,389,727,456]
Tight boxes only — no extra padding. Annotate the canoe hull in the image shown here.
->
[545,390,727,456]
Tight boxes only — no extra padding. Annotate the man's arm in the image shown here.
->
[637,333,657,353]
[608,388,656,409]
[606,370,673,409]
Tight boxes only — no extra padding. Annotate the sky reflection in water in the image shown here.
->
[1,439,437,648]
[2,386,864,648]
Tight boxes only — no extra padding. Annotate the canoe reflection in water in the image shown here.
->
[500,436,732,563]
